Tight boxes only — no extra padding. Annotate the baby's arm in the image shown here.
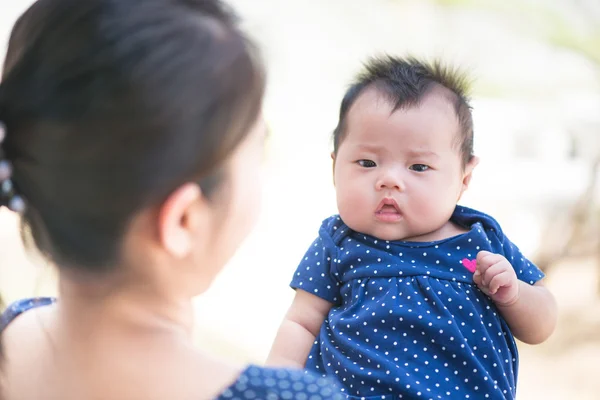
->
[267,289,333,368]
[474,251,557,344]
[496,280,556,344]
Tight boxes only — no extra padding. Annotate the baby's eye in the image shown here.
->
[409,164,430,172]
[357,159,377,168]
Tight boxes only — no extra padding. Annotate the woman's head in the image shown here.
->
[0,0,265,288]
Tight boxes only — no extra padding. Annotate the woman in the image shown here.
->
[0,0,344,398]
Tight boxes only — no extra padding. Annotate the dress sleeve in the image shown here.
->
[491,230,545,285]
[290,221,341,305]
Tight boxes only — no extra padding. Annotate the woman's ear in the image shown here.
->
[157,183,203,258]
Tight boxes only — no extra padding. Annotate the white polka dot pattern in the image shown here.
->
[290,206,544,399]
[217,365,346,399]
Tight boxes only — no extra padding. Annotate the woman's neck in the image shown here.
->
[56,273,196,342]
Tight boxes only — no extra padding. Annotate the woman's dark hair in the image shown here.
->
[0,0,265,272]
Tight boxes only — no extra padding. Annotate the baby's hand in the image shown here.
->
[473,251,520,306]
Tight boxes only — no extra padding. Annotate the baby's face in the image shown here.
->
[333,88,474,242]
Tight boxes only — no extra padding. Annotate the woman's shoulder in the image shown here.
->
[0,297,56,333]
[217,364,346,399]
[1,301,346,399]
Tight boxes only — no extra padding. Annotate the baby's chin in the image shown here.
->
[339,214,418,242]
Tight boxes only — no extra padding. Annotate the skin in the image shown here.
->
[268,87,557,368]
[1,116,267,400]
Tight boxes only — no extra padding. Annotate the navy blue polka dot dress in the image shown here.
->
[291,206,545,399]
[1,298,345,400]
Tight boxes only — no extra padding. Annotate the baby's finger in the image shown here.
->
[472,269,484,287]
[473,270,487,290]
[482,262,507,287]
[473,272,490,296]
[488,270,513,294]
[476,251,503,273]
[476,250,493,264]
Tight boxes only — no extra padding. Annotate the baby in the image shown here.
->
[268,56,557,399]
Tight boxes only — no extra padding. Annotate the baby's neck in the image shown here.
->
[395,220,468,243]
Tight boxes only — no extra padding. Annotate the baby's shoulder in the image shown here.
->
[452,206,524,259]
[453,206,505,238]
[317,214,352,245]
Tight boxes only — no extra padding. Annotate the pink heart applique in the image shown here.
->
[461,258,477,273]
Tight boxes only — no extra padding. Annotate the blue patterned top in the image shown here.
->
[1,297,345,399]
[291,206,545,399]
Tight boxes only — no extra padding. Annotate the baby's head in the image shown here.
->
[0,0,265,294]
[331,56,478,242]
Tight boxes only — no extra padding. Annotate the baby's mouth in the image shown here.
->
[378,204,399,213]
[376,198,400,212]
[375,198,402,221]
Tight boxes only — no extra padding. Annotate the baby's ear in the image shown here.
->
[461,155,479,191]
[331,152,336,185]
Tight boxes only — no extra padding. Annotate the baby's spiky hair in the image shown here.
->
[333,55,474,166]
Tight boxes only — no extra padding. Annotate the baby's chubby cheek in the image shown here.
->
[336,197,369,230]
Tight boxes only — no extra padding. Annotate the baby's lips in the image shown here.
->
[376,197,400,212]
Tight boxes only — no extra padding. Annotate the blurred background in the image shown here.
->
[1,0,599,398]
